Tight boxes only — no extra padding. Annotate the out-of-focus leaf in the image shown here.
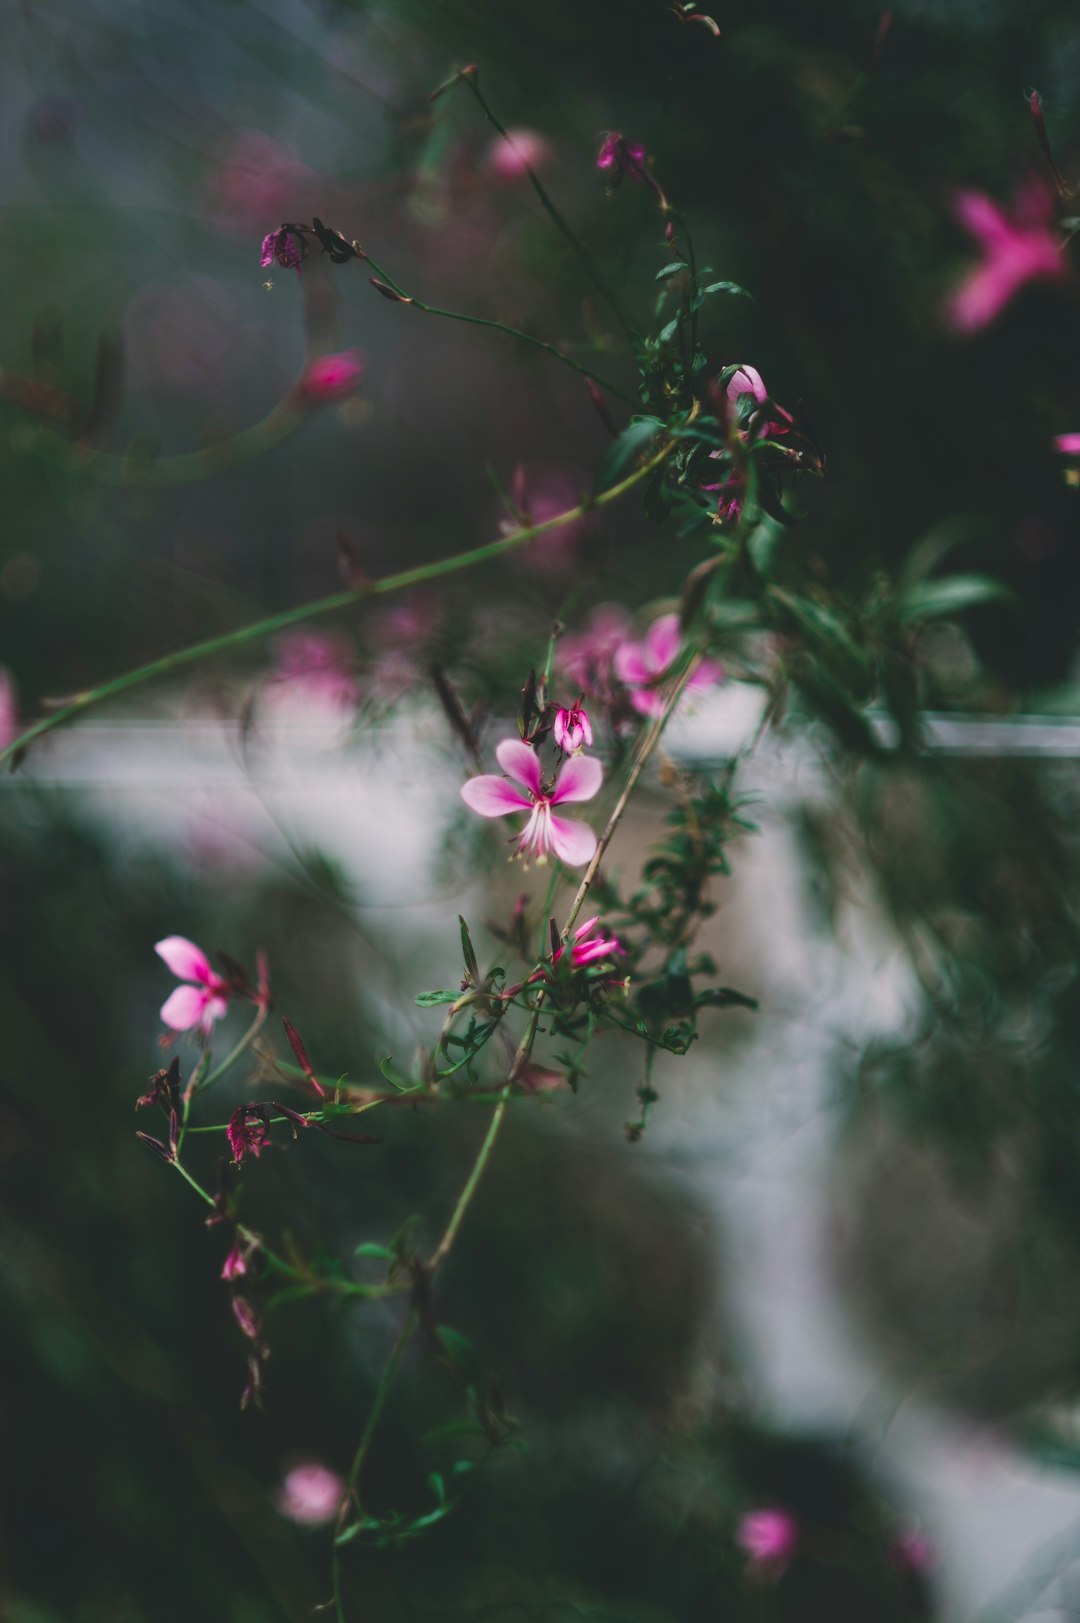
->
[896,574,1014,622]
[595,416,664,492]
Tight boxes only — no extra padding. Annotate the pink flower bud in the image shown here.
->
[277,1462,345,1526]
[736,1507,799,1577]
[295,350,365,403]
[485,128,553,182]
[221,1244,248,1281]
[553,704,593,753]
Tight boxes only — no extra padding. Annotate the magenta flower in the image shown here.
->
[485,128,553,183]
[221,1243,249,1281]
[295,349,365,403]
[559,604,632,701]
[716,364,796,442]
[614,614,724,717]
[561,916,622,967]
[227,1105,272,1166]
[461,738,602,867]
[736,1508,799,1577]
[596,132,647,187]
[155,936,232,1033]
[553,703,592,753]
[1054,433,1080,455]
[277,1462,346,1526]
[946,180,1065,333]
[260,225,305,277]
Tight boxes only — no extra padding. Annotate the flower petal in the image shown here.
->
[495,737,543,795]
[573,916,600,941]
[460,774,532,817]
[613,644,651,685]
[644,614,681,673]
[160,984,211,1032]
[548,815,598,867]
[155,936,212,984]
[551,752,602,804]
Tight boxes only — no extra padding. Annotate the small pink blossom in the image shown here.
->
[0,668,19,751]
[561,916,622,967]
[1054,433,1080,455]
[265,631,360,717]
[614,614,724,717]
[461,739,602,867]
[155,937,232,1033]
[736,1508,799,1577]
[485,128,553,182]
[260,224,305,277]
[208,132,315,236]
[559,605,632,701]
[501,462,592,570]
[889,1528,935,1576]
[221,1244,248,1281]
[295,350,365,403]
[277,1462,345,1526]
[946,180,1065,333]
[553,703,592,752]
[596,132,647,187]
[715,364,796,442]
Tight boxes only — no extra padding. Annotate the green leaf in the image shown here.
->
[896,574,1014,623]
[655,261,690,280]
[697,279,751,299]
[658,316,681,345]
[354,1242,396,1261]
[379,1056,413,1091]
[415,989,461,1006]
[437,1326,480,1378]
[458,915,479,982]
[422,1419,490,1445]
[595,416,664,493]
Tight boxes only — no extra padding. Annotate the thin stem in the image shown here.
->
[345,1307,419,1507]
[1,442,674,772]
[462,77,638,341]
[364,252,637,407]
[426,1087,512,1273]
[193,1004,269,1099]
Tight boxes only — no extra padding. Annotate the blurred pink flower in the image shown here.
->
[559,605,632,700]
[946,181,1065,333]
[207,130,315,236]
[0,668,19,750]
[553,703,592,752]
[155,937,231,1033]
[221,1244,248,1281]
[277,1463,345,1526]
[1054,433,1080,455]
[461,738,602,867]
[889,1528,935,1576]
[518,1062,569,1094]
[736,1507,799,1577]
[295,350,365,404]
[266,632,360,717]
[502,463,592,570]
[485,128,553,182]
[614,614,724,717]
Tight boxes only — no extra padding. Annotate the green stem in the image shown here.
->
[72,403,303,490]
[192,1004,269,1099]
[1,443,674,772]
[344,1306,419,1507]
[426,1087,512,1273]
[462,77,638,341]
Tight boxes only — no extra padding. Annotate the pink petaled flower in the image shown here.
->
[1054,433,1080,455]
[0,667,19,751]
[559,605,632,701]
[562,916,622,967]
[227,1105,272,1166]
[277,1462,346,1527]
[295,350,365,403]
[266,631,360,716]
[553,703,592,753]
[155,937,232,1033]
[502,462,592,571]
[716,365,796,441]
[946,180,1065,333]
[221,1243,248,1281]
[614,614,724,717]
[460,739,602,868]
[736,1508,799,1578]
[596,131,647,187]
[485,128,553,183]
[260,225,305,277]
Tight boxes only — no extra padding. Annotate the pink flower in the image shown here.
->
[596,132,647,187]
[260,224,305,277]
[736,1508,799,1577]
[221,1244,248,1281]
[1054,433,1080,455]
[461,739,602,867]
[277,1462,345,1526]
[946,180,1065,333]
[0,668,19,751]
[553,703,592,752]
[265,631,360,716]
[715,364,796,441]
[614,614,724,717]
[518,1062,569,1094]
[559,605,632,700]
[501,462,592,570]
[295,350,365,403]
[227,1105,272,1166]
[560,916,622,967]
[155,937,232,1033]
[485,128,553,182]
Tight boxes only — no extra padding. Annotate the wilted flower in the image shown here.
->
[155,937,233,1033]
[596,132,647,187]
[277,1462,346,1526]
[295,350,365,403]
[614,614,724,717]
[485,128,553,182]
[461,738,602,867]
[227,1105,272,1166]
[736,1507,799,1577]
[553,703,592,752]
[946,180,1065,333]
[260,225,305,277]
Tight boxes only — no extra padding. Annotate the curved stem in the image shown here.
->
[1,441,675,772]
